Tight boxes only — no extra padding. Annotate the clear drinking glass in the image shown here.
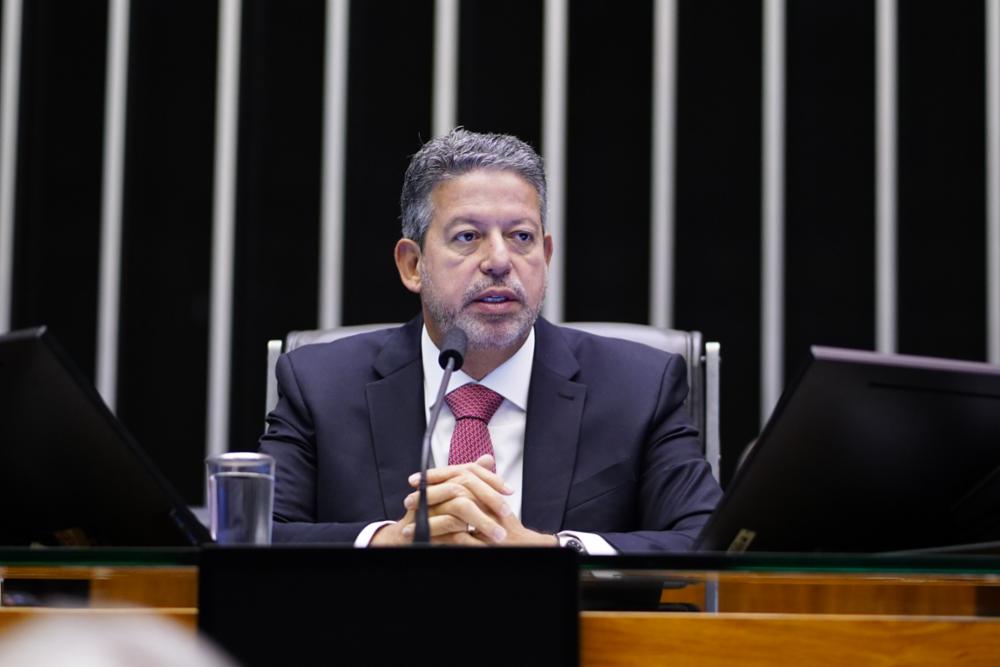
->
[206,452,275,545]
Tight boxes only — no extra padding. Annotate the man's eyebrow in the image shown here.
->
[443,217,540,229]
[440,217,478,232]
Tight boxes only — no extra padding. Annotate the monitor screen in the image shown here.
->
[696,346,1000,553]
[0,327,210,546]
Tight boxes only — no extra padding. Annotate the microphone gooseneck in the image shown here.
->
[414,327,468,544]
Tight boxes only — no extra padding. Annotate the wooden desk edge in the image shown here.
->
[581,611,1000,666]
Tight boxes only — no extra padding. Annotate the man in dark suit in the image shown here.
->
[260,129,720,553]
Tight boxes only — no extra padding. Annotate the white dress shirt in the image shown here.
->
[355,326,615,554]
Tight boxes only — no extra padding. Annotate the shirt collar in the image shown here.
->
[421,325,535,412]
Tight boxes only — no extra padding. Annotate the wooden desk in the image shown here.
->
[2,556,1000,665]
[0,564,197,608]
[580,561,1000,664]
[581,611,1000,666]
[0,563,199,633]
[657,570,1000,615]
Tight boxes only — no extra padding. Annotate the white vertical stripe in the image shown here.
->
[876,0,897,354]
[761,0,785,424]
[988,0,1000,363]
[96,0,130,409]
[207,0,242,458]
[432,0,459,138]
[650,0,677,329]
[0,0,22,333]
[542,0,567,323]
[319,0,350,329]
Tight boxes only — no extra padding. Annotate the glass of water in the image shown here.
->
[206,452,275,545]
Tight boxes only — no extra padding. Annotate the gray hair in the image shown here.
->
[400,128,547,245]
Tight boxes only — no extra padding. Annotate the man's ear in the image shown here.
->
[395,238,422,294]
[543,233,553,266]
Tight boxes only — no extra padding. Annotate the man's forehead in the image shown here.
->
[432,168,536,194]
[430,170,543,225]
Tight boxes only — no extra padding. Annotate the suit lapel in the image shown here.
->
[366,318,425,519]
[521,319,587,533]
[364,317,587,529]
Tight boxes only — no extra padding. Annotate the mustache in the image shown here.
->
[462,278,526,305]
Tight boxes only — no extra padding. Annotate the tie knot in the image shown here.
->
[445,384,504,422]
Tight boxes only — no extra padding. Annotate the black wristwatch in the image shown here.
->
[557,534,586,553]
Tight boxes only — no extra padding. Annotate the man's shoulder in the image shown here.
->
[533,320,689,390]
[543,320,680,367]
[283,320,420,375]
[286,325,391,356]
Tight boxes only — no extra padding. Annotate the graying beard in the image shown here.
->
[420,267,545,350]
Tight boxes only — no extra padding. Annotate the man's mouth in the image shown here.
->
[469,288,520,308]
[474,288,518,302]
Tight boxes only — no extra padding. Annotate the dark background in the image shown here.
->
[5,0,990,503]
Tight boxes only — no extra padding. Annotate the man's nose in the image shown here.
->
[480,232,512,276]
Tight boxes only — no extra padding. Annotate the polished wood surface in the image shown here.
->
[0,566,197,608]
[0,608,197,632]
[655,570,1000,615]
[581,611,1000,666]
[718,573,985,615]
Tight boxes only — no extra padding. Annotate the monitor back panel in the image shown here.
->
[696,347,1000,553]
[0,328,208,546]
[198,546,579,667]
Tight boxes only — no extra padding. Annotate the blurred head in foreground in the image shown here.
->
[0,614,236,667]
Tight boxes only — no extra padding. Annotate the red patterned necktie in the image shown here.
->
[445,384,504,466]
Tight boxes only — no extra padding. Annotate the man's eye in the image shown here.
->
[455,231,477,242]
[513,231,534,243]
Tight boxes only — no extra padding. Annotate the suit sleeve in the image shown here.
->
[258,353,370,544]
[596,354,722,553]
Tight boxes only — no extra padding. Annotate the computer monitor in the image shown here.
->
[695,346,1000,553]
[0,326,210,546]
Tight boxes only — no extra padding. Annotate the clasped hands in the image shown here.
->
[371,455,557,547]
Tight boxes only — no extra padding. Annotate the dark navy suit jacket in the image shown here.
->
[259,316,721,552]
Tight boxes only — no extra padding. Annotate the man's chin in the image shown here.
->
[459,313,535,350]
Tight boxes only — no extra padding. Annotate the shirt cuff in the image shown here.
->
[354,521,395,547]
[558,530,618,555]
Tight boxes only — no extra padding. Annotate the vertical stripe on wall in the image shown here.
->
[761,0,785,423]
[0,0,23,333]
[988,0,1000,364]
[650,0,677,329]
[542,0,567,323]
[207,0,242,458]
[95,0,130,409]
[876,0,897,354]
[432,0,458,138]
[319,0,350,329]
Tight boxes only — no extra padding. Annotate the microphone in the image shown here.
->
[437,328,467,372]
[414,328,468,543]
